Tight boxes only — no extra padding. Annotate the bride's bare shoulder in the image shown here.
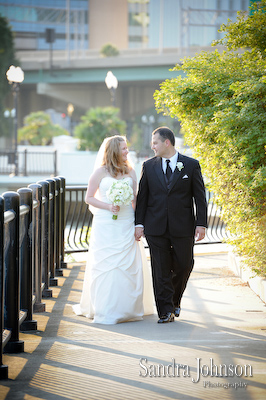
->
[90,166,107,182]
[95,166,107,175]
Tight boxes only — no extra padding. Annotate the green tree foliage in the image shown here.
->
[0,15,18,136]
[213,2,266,53]
[130,123,143,153]
[154,1,266,276]
[74,107,126,150]
[100,43,119,57]
[18,111,69,145]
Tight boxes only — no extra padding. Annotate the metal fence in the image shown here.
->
[0,176,66,379]
[201,190,228,244]
[64,186,228,253]
[0,150,57,176]
[65,186,92,254]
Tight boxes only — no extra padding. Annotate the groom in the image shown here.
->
[135,127,207,323]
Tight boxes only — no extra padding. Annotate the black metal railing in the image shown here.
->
[0,150,57,176]
[201,190,229,244]
[65,186,92,254]
[0,176,66,379]
[64,186,228,253]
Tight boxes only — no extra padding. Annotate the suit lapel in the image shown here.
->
[168,154,185,191]
[153,157,167,190]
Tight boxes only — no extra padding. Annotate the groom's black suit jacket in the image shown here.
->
[135,153,208,237]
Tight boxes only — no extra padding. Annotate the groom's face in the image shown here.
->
[151,133,167,158]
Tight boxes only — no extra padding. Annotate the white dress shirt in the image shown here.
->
[162,152,178,173]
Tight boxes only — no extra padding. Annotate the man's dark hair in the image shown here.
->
[152,126,175,146]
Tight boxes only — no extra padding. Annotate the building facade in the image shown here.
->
[1,0,250,134]
[1,0,250,51]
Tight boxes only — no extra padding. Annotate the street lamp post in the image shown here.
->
[67,103,74,136]
[141,114,155,154]
[6,66,24,176]
[105,71,118,107]
[4,109,16,151]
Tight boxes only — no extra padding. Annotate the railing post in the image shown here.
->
[45,178,57,287]
[54,150,57,176]
[3,192,24,353]
[17,188,37,331]
[24,149,28,177]
[54,177,63,277]
[28,183,46,312]
[58,177,67,268]
[37,180,52,298]
[0,196,8,378]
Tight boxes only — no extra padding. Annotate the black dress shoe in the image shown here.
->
[158,312,175,324]
[174,307,181,317]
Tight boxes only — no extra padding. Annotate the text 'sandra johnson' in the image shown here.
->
[139,357,252,383]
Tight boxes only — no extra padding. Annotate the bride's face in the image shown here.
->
[120,141,129,162]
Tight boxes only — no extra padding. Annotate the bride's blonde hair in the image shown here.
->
[102,135,131,177]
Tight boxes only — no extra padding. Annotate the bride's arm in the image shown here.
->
[85,168,116,212]
[130,168,138,210]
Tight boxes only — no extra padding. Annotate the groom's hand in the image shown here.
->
[135,226,144,241]
[195,226,206,242]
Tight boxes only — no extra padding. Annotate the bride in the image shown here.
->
[73,135,154,324]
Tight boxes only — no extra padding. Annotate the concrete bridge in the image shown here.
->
[10,46,220,125]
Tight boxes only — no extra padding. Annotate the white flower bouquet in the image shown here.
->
[106,180,134,219]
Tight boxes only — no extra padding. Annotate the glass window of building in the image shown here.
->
[128,0,250,49]
[0,0,88,51]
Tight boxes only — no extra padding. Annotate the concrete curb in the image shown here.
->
[228,250,266,304]
[194,242,229,255]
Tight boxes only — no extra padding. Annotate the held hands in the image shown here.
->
[195,226,206,242]
[134,226,205,241]
[135,227,144,241]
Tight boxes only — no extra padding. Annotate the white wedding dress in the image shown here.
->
[73,176,154,324]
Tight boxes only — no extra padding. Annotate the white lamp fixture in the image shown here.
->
[6,65,24,84]
[67,103,74,117]
[105,71,118,106]
[67,103,74,136]
[105,71,118,89]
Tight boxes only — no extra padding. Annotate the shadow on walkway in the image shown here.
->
[1,252,266,400]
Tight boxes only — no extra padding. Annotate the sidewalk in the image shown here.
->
[1,248,266,400]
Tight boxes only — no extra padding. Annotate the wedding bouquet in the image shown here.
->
[106,180,134,219]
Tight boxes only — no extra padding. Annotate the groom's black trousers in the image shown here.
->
[146,232,194,317]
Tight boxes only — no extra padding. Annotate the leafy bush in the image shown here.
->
[154,1,266,276]
[74,107,126,150]
[18,111,69,145]
[100,43,119,57]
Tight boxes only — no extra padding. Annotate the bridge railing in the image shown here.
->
[64,186,92,254]
[64,186,228,253]
[0,150,57,176]
[201,190,229,244]
[0,176,66,379]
